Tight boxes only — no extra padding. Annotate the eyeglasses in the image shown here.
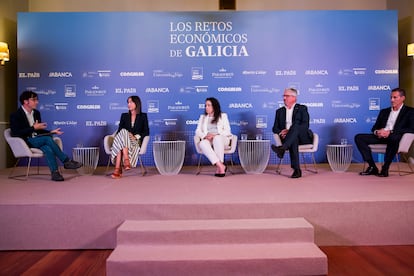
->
[283,94,296,97]
[29,97,39,102]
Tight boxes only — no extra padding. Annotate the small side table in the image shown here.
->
[72,147,100,175]
[153,141,186,175]
[326,144,353,172]
[238,140,270,174]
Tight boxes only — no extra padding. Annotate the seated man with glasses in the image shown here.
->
[270,88,313,178]
[10,90,82,181]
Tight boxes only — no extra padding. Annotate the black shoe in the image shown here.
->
[291,169,302,178]
[64,159,82,169]
[377,169,389,177]
[271,144,285,159]
[359,166,379,176]
[51,171,64,181]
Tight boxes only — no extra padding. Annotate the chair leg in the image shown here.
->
[301,153,318,174]
[196,155,202,175]
[396,154,414,176]
[276,157,282,174]
[8,157,32,181]
[138,156,147,176]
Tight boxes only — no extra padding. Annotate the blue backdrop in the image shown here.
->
[17,11,399,166]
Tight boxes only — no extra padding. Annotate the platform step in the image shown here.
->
[116,217,315,245]
[107,242,327,276]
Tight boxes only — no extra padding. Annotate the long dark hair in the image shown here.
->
[205,97,222,124]
[128,95,142,114]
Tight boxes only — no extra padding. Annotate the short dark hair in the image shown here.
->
[19,90,38,105]
[392,87,406,97]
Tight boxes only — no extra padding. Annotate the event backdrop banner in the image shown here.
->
[17,11,398,166]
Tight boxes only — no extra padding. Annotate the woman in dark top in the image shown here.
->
[110,95,149,179]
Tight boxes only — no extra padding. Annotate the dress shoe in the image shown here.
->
[214,166,227,177]
[359,166,379,176]
[64,159,82,170]
[51,171,64,181]
[271,144,285,159]
[291,169,302,178]
[377,169,389,177]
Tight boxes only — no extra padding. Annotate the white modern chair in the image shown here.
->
[366,133,414,175]
[103,133,150,176]
[273,132,319,174]
[4,128,63,180]
[194,134,238,175]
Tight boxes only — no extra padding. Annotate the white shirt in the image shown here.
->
[22,106,35,127]
[385,105,403,131]
[285,103,295,130]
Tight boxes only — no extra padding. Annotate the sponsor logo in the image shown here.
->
[49,72,72,78]
[85,85,106,96]
[36,89,57,96]
[334,118,357,123]
[230,120,249,127]
[65,85,76,97]
[374,69,398,74]
[242,70,267,75]
[191,67,203,80]
[109,103,128,111]
[369,98,380,111]
[86,120,107,127]
[185,120,199,125]
[308,83,330,94]
[145,87,170,93]
[115,87,137,94]
[53,120,78,126]
[303,102,324,108]
[168,101,190,112]
[19,72,40,78]
[153,70,183,78]
[250,85,279,93]
[228,103,253,109]
[310,118,326,124]
[54,103,68,110]
[218,87,242,92]
[331,101,360,109]
[38,104,55,111]
[164,119,177,126]
[180,86,208,94]
[338,67,366,76]
[82,70,111,78]
[262,102,279,110]
[76,104,101,110]
[147,100,159,113]
[305,69,328,75]
[275,70,296,76]
[120,71,145,77]
[368,85,391,91]
[212,68,234,79]
[338,85,359,92]
[256,115,267,128]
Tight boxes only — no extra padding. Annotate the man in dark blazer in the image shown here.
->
[271,88,313,178]
[10,90,82,181]
[355,87,414,177]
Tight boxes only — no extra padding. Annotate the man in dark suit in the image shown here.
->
[10,90,82,181]
[271,88,313,178]
[355,87,414,177]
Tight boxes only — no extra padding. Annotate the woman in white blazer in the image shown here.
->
[195,97,232,177]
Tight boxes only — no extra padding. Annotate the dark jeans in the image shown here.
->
[27,136,68,172]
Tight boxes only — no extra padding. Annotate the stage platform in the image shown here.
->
[0,163,414,250]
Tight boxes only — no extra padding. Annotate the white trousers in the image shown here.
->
[198,135,230,165]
